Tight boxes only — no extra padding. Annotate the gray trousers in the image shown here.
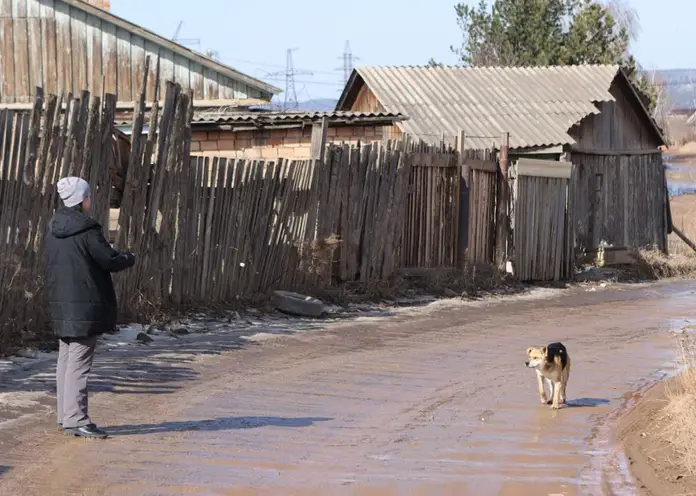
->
[56,335,97,429]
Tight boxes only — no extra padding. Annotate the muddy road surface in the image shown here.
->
[1,282,694,495]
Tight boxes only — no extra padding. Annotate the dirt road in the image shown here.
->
[0,282,693,495]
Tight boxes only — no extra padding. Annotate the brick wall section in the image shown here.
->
[190,125,385,159]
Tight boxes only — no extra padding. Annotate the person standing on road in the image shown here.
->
[44,177,135,439]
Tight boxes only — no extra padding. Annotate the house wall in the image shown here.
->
[190,125,386,159]
[347,84,403,141]
[569,78,662,150]
[0,0,270,103]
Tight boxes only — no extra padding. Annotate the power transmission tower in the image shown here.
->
[266,48,312,111]
[337,41,360,86]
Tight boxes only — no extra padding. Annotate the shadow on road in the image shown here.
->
[105,416,333,436]
[567,398,611,408]
[0,333,261,397]
[0,466,11,478]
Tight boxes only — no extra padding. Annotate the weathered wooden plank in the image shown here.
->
[0,19,16,103]
[189,61,204,100]
[27,15,43,97]
[173,53,189,90]
[54,0,72,96]
[70,8,88,96]
[101,20,117,95]
[144,41,159,101]
[517,158,573,179]
[83,14,102,95]
[158,48,175,87]
[217,73,235,100]
[40,1,57,95]
[13,17,29,102]
[0,0,11,17]
[116,27,132,100]
[11,0,26,17]
[202,66,219,100]
[130,34,146,101]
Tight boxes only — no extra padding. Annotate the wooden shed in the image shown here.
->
[337,64,669,256]
[0,0,280,106]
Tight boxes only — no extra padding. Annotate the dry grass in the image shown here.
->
[634,249,696,280]
[317,263,520,305]
[660,332,696,476]
[0,257,54,356]
[670,195,696,257]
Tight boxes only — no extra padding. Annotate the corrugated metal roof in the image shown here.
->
[190,110,404,125]
[339,65,631,149]
[115,110,404,129]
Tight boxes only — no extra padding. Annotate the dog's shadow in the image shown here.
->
[565,398,611,408]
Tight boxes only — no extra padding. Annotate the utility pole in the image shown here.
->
[336,40,359,86]
[266,48,312,111]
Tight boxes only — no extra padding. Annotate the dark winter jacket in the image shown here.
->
[44,207,135,338]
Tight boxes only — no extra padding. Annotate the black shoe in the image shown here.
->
[64,424,108,439]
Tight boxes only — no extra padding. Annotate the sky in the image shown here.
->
[110,0,691,101]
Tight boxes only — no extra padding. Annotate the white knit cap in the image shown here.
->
[57,177,91,208]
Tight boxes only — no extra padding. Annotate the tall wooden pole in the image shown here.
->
[495,132,510,269]
[456,130,469,268]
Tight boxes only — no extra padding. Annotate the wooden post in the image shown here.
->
[456,130,469,268]
[495,132,510,269]
[310,117,328,161]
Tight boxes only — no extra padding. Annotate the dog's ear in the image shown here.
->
[526,347,533,355]
[541,346,548,356]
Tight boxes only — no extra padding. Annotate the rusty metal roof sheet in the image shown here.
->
[337,64,660,149]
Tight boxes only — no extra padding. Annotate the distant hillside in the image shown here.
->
[655,69,696,110]
[263,98,339,112]
[296,99,338,111]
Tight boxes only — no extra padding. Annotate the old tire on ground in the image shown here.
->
[272,291,325,318]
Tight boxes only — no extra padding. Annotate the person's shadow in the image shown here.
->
[105,416,333,436]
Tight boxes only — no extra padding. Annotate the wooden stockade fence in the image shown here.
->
[401,143,459,268]
[0,87,117,349]
[512,158,573,281]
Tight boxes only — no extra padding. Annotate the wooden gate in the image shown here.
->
[513,158,573,281]
[401,148,459,268]
[465,150,498,263]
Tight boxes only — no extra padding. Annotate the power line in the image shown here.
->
[218,55,338,76]
[264,78,344,87]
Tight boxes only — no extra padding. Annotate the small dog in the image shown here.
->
[525,342,571,409]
